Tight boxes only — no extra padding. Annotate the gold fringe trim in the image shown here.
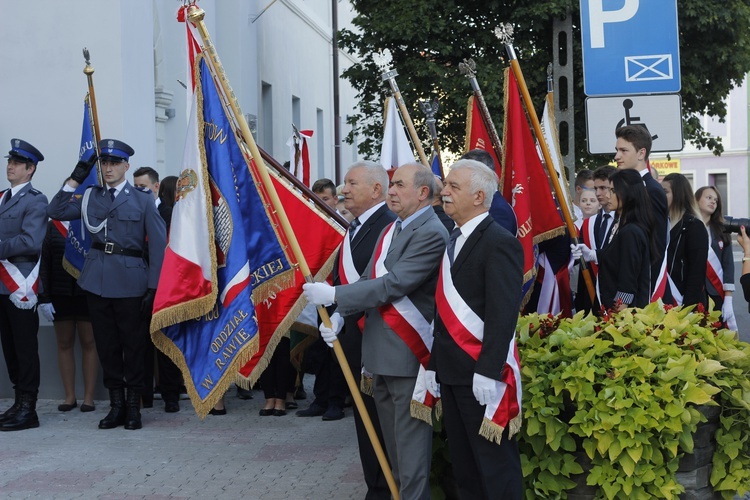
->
[464,96,474,155]
[360,374,373,396]
[290,320,319,337]
[62,257,81,280]
[250,269,295,305]
[151,53,220,333]
[234,249,339,390]
[532,225,567,246]
[410,400,434,426]
[478,413,523,446]
[151,327,259,420]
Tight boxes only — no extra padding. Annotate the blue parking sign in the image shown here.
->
[580,0,681,96]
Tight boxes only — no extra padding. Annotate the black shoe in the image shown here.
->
[258,408,274,416]
[273,409,286,417]
[164,400,180,413]
[99,389,126,429]
[80,404,96,413]
[293,387,307,400]
[235,385,254,400]
[0,392,39,432]
[209,408,227,416]
[286,401,298,410]
[322,406,344,421]
[124,390,142,430]
[58,401,77,412]
[0,390,21,423]
[296,403,326,417]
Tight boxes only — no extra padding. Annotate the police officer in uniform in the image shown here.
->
[47,139,166,430]
[0,139,48,432]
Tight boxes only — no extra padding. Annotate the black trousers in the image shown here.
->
[0,295,40,394]
[260,336,290,399]
[143,334,183,402]
[87,293,146,392]
[441,383,523,500]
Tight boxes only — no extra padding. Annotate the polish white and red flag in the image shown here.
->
[380,97,415,171]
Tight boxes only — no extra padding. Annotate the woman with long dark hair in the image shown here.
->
[695,186,736,329]
[662,173,708,307]
[572,168,656,311]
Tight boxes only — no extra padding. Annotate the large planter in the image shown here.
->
[517,305,750,499]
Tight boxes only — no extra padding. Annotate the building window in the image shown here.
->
[261,82,273,154]
[708,173,728,213]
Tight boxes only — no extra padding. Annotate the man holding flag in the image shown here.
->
[427,159,524,498]
[0,139,48,432]
[47,139,166,431]
[304,162,447,500]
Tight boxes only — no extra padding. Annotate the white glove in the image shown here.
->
[302,282,336,306]
[570,243,598,264]
[319,312,344,347]
[425,370,440,398]
[722,296,737,331]
[38,302,55,322]
[472,373,498,406]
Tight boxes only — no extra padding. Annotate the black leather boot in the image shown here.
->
[0,392,39,431]
[0,390,21,424]
[98,388,126,429]
[124,389,142,430]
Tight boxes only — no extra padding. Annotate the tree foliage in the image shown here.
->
[339,0,750,169]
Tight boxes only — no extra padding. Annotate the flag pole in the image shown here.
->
[419,98,444,177]
[186,7,399,499]
[375,49,429,167]
[495,24,597,304]
[82,48,104,187]
[458,58,505,165]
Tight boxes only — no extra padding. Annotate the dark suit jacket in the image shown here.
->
[666,214,708,306]
[430,216,523,385]
[597,223,651,309]
[432,204,454,232]
[332,203,396,366]
[643,171,668,289]
[489,191,518,236]
[158,201,174,234]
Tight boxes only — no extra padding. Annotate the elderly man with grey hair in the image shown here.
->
[304,162,448,500]
[427,158,525,499]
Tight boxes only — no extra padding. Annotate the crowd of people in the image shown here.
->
[1,124,748,500]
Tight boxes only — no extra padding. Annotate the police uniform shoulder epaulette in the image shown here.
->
[29,188,42,195]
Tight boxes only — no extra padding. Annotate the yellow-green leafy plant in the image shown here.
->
[517,302,750,499]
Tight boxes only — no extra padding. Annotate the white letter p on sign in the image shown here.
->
[588,0,639,49]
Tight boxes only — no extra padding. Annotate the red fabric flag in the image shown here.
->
[501,68,565,295]
[237,170,345,387]
[464,96,502,174]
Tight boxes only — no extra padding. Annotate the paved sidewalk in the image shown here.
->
[0,389,366,499]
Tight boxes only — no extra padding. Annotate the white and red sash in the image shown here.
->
[0,258,40,309]
[578,217,599,276]
[435,253,522,444]
[706,242,725,299]
[337,229,360,286]
[365,221,438,424]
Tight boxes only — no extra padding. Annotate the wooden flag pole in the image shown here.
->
[495,24,597,304]
[419,99,445,177]
[82,48,104,187]
[459,58,505,165]
[375,49,429,167]
[186,7,399,499]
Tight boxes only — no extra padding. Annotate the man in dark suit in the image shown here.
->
[427,159,524,499]
[615,125,668,294]
[0,139,48,431]
[431,175,454,231]
[132,166,181,413]
[304,163,448,500]
[47,139,166,430]
[321,161,396,499]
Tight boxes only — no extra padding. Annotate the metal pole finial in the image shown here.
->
[494,23,514,44]
[458,58,477,79]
